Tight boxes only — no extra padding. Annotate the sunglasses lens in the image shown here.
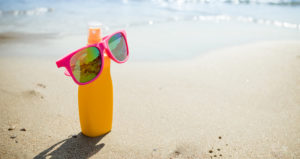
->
[70,47,101,83]
[108,33,128,62]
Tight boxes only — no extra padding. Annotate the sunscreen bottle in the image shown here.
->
[78,27,113,137]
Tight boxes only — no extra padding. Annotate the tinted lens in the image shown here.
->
[70,47,101,83]
[108,33,128,61]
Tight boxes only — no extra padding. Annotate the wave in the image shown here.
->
[124,14,300,31]
[0,7,53,16]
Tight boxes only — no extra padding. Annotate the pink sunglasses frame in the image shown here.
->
[56,30,129,85]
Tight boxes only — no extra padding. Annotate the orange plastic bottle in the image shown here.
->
[78,27,113,137]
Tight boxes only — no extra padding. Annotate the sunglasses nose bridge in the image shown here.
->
[98,42,108,52]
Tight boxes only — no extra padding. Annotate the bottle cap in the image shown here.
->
[88,27,101,45]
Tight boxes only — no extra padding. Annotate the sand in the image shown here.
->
[0,40,300,159]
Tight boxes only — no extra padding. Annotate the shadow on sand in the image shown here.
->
[34,133,108,159]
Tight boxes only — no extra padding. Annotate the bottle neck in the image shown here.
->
[87,27,108,57]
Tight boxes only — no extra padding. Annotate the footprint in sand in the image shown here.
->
[22,89,44,99]
[169,149,181,159]
[37,83,46,88]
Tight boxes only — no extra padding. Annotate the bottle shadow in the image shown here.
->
[34,132,108,159]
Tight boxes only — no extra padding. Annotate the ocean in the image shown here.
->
[0,0,300,61]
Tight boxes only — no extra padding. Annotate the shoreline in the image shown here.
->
[1,19,300,62]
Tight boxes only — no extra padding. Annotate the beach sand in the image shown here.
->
[0,40,300,159]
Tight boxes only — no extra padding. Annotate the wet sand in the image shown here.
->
[0,41,300,159]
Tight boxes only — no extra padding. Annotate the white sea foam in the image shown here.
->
[0,7,53,16]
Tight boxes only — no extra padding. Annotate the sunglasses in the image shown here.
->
[56,30,129,85]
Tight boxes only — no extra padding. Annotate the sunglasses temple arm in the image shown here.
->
[64,70,71,76]
[56,59,71,77]
[56,59,63,68]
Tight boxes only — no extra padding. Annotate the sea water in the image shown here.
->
[0,0,300,61]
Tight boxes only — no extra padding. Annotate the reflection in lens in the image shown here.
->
[70,47,101,83]
[108,33,128,61]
